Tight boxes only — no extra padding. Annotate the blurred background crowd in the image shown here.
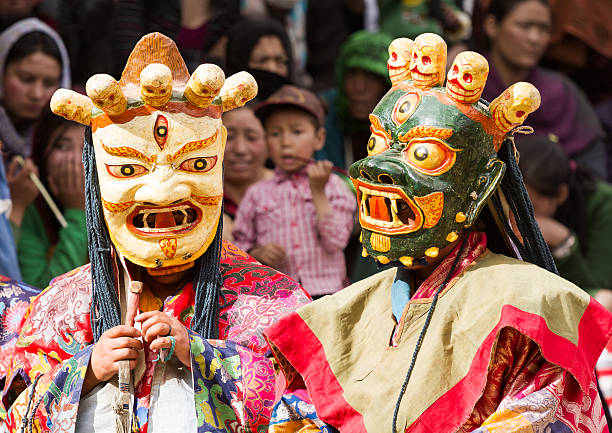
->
[1,0,612,401]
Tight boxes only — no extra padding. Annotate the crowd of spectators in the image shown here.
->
[1,0,612,418]
[0,0,611,301]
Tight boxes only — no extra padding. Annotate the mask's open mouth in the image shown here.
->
[127,201,202,237]
[353,179,423,234]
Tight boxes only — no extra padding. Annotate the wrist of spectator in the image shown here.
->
[551,232,576,260]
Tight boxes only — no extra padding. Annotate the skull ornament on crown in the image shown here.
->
[387,38,414,87]
[350,33,541,266]
[446,51,489,104]
[409,33,447,90]
[51,33,257,271]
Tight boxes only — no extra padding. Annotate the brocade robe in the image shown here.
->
[0,241,310,433]
[265,233,612,432]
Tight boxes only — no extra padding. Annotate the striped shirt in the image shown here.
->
[233,169,356,296]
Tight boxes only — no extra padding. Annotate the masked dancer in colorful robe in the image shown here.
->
[0,33,310,433]
[265,34,612,433]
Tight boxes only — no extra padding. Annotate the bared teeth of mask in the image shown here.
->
[173,210,184,225]
[390,198,401,226]
[144,212,154,229]
[361,192,369,216]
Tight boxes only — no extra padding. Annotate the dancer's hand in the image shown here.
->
[84,325,142,395]
[135,311,191,368]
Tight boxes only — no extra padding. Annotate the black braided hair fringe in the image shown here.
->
[495,138,558,274]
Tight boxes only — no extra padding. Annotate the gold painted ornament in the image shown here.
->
[490,82,541,133]
[377,255,391,264]
[425,247,439,258]
[140,63,173,107]
[184,64,225,108]
[370,233,391,252]
[50,89,93,125]
[86,74,127,115]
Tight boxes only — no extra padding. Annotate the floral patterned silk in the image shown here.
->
[0,276,39,380]
[1,241,310,432]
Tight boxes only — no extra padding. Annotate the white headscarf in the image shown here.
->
[0,17,71,99]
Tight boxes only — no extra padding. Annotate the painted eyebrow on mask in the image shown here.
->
[398,126,454,143]
[101,141,156,163]
[369,114,392,140]
[166,130,219,163]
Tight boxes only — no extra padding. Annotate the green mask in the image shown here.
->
[349,34,541,266]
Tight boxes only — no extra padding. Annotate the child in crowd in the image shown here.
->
[233,85,356,297]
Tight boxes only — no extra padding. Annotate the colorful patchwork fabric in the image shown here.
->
[265,233,612,432]
[269,391,339,433]
[0,276,40,379]
[1,241,309,432]
[270,329,608,433]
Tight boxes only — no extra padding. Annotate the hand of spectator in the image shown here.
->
[84,325,142,393]
[250,243,287,269]
[48,151,85,210]
[533,215,571,248]
[7,157,39,226]
[307,160,332,194]
[135,310,191,368]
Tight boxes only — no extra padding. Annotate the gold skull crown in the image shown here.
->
[386,33,541,149]
[50,33,257,127]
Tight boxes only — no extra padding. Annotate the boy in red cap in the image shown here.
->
[233,85,356,296]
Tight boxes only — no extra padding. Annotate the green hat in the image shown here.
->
[335,30,394,87]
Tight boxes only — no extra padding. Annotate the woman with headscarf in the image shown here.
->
[0,17,71,159]
[480,0,608,179]
[0,18,71,235]
[225,16,293,100]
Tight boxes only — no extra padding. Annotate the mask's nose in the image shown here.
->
[350,151,405,186]
[134,165,191,205]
